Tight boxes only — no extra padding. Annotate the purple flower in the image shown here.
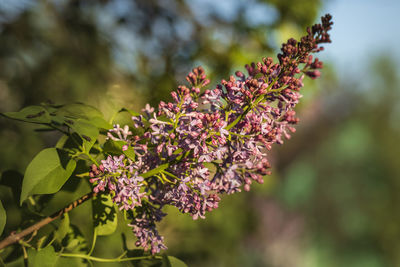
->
[107,124,132,141]
[89,14,333,254]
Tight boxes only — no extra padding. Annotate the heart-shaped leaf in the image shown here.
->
[20,148,76,205]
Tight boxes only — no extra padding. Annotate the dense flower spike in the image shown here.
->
[90,14,333,254]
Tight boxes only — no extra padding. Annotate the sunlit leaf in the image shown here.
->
[54,214,70,242]
[168,256,188,267]
[20,148,77,205]
[92,194,117,236]
[54,256,86,267]
[27,246,59,267]
[55,135,69,149]
[103,139,135,161]
[123,147,136,161]
[58,103,111,129]
[2,106,51,124]
[90,116,112,130]
[119,108,141,117]
[103,139,126,154]
[50,114,66,125]
[164,255,188,267]
[55,133,83,152]
[62,225,88,252]
[66,119,99,152]
[58,103,103,120]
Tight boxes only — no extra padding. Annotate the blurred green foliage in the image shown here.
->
[271,56,400,267]
[1,0,400,266]
[0,0,320,171]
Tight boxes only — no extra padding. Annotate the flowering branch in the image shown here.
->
[88,14,333,254]
[0,15,333,262]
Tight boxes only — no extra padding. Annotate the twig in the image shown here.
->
[0,192,96,250]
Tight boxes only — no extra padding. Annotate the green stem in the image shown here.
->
[162,170,179,180]
[0,255,5,267]
[160,172,175,184]
[225,106,249,131]
[117,251,128,259]
[88,230,97,256]
[84,152,99,167]
[75,172,90,178]
[155,174,165,184]
[228,131,252,138]
[268,84,289,94]
[226,75,281,131]
[21,244,28,267]
[73,151,99,167]
[60,253,162,263]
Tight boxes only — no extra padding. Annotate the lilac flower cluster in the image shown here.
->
[89,14,333,254]
[90,156,147,210]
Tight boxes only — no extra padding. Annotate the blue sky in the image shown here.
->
[320,0,400,75]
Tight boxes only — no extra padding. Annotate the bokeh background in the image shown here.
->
[1,0,400,266]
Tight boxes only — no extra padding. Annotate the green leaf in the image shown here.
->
[34,127,58,132]
[27,246,59,267]
[92,194,117,236]
[20,148,77,205]
[103,139,135,161]
[0,170,23,205]
[90,116,112,130]
[144,255,187,267]
[119,108,141,117]
[50,114,66,125]
[55,133,82,152]
[67,119,99,151]
[123,146,136,161]
[54,256,86,267]
[58,103,111,129]
[2,106,51,124]
[103,139,125,154]
[62,225,88,252]
[131,257,163,267]
[167,256,188,267]
[141,163,169,179]
[0,200,6,235]
[54,214,70,242]
[58,103,103,119]
[161,254,171,267]
[55,135,69,149]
